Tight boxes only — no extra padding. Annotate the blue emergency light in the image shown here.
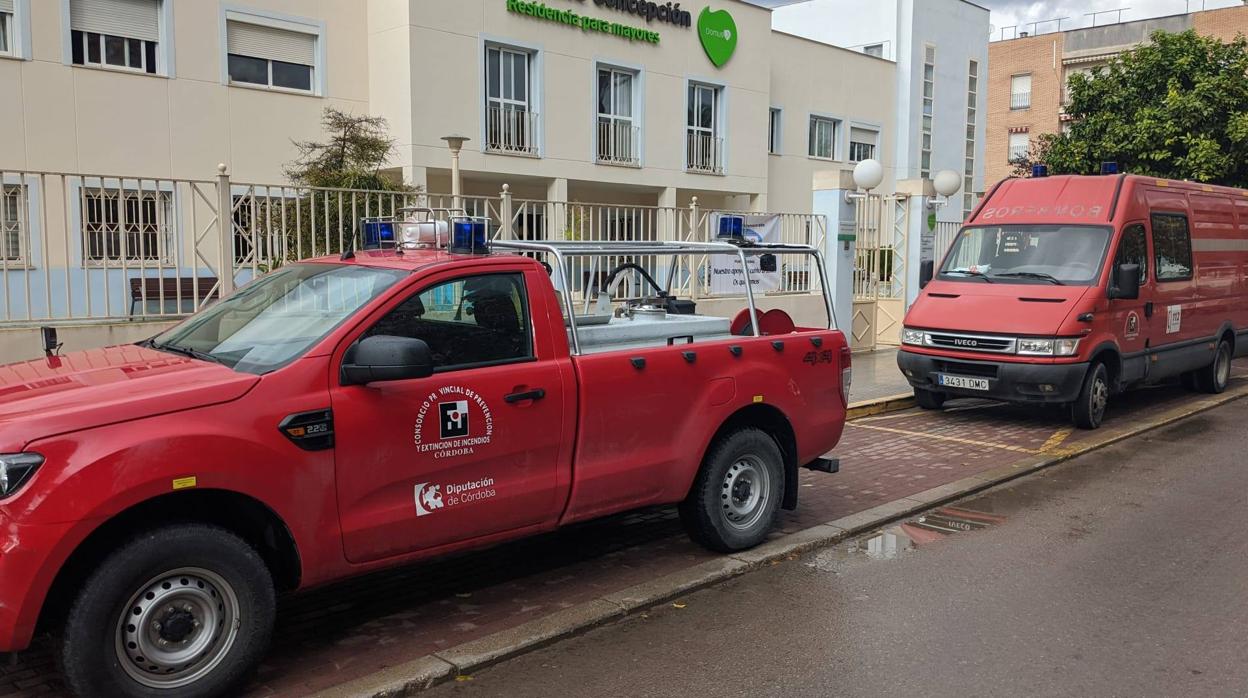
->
[1101,161,1120,175]
[1031,164,1049,178]
[450,220,489,254]
[360,219,395,250]
[718,215,745,239]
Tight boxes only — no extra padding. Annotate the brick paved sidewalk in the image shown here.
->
[5,365,1244,697]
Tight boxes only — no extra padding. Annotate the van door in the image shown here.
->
[1109,223,1153,384]
[1148,211,1204,378]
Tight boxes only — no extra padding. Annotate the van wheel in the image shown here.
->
[1072,362,1110,430]
[60,524,275,698]
[915,389,947,410]
[1195,339,1232,394]
[680,428,785,553]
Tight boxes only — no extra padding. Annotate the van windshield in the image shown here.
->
[939,225,1112,286]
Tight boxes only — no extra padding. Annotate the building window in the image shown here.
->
[687,82,723,173]
[768,107,782,155]
[1152,213,1192,282]
[808,115,840,160]
[1008,132,1029,163]
[921,45,935,178]
[486,45,539,156]
[597,66,639,166]
[69,0,161,75]
[1,185,25,263]
[0,1,12,56]
[1010,74,1032,110]
[863,43,884,58]
[849,126,877,162]
[964,60,979,215]
[226,18,319,93]
[81,187,172,263]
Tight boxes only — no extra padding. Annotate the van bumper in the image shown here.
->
[897,350,1089,404]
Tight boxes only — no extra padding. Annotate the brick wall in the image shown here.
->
[986,33,1065,186]
[1192,5,1248,43]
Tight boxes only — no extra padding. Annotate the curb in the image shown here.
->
[311,383,1248,697]
[846,392,915,420]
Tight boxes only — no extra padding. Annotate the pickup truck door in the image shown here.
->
[330,268,571,564]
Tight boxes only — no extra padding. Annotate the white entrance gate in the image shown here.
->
[851,194,908,352]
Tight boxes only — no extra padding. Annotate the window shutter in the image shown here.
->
[1011,74,1032,95]
[0,0,15,14]
[850,127,877,145]
[227,20,316,66]
[69,0,160,42]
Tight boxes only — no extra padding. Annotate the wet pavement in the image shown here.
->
[428,398,1248,697]
[4,363,1246,696]
[847,347,910,404]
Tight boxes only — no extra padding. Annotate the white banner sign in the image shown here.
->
[709,214,781,295]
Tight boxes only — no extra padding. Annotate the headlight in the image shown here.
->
[0,453,44,498]
[901,328,926,346]
[1017,338,1080,356]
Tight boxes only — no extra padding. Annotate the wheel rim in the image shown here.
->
[1217,346,1231,387]
[1090,373,1108,422]
[115,567,241,689]
[721,455,771,531]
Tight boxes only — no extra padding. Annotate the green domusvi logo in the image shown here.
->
[698,7,737,67]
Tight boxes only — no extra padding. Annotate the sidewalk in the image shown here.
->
[848,347,910,404]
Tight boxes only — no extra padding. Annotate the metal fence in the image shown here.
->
[0,167,827,326]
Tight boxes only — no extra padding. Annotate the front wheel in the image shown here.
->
[60,524,276,698]
[1072,362,1110,430]
[680,428,785,553]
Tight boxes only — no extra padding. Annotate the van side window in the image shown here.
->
[1115,224,1148,282]
[1151,213,1193,282]
[364,273,533,371]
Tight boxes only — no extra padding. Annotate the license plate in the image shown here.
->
[938,374,990,391]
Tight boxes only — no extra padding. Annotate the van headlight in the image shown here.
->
[0,453,44,498]
[1017,338,1080,356]
[901,328,926,346]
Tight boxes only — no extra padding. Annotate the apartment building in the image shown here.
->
[986,4,1248,186]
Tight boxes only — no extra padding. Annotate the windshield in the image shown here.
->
[939,225,1112,285]
[149,263,406,374]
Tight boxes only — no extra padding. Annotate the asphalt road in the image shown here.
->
[431,398,1248,698]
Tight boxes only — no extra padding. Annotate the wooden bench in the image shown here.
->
[129,277,219,316]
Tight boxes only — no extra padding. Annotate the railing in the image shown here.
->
[1008,145,1029,162]
[1010,92,1031,110]
[0,167,828,326]
[686,131,724,174]
[934,221,961,264]
[485,105,540,156]
[596,120,641,167]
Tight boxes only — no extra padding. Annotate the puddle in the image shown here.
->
[807,506,1007,573]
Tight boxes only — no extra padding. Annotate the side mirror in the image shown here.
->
[1109,263,1141,300]
[341,335,434,386]
[919,259,935,289]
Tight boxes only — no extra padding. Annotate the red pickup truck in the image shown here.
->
[0,239,848,697]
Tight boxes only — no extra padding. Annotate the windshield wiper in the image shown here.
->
[992,271,1064,285]
[147,340,226,366]
[944,269,994,283]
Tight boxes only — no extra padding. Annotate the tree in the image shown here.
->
[1019,30,1248,187]
[285,108,410,191]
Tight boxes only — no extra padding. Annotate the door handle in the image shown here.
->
[1144,302,1154,319]
[504,388,546,404]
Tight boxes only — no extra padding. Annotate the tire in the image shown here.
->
[679,428,785,553]
[1195,339,1232,394]
[60,524,276,698]
[1072,362,1110,430]
[915,389,947,410]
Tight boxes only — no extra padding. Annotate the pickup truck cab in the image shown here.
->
[0,238,848,697]
[899,173,1246,428]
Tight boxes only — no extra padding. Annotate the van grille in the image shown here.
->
[926,332,1016,354]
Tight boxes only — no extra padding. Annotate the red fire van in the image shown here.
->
[899,173,1245,428]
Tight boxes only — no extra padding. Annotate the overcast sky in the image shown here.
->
[976,0,1243,40]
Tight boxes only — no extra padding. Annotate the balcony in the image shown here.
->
[485,105,540,156]
[596,120,641,167]
[686,131,724,174]
[1010,92,1031,110]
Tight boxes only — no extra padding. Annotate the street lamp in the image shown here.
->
[928,170,962,210]
[846,158,885,203]
[442,134,470,212]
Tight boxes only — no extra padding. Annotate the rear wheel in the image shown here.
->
[680,428,785,553]
[1072,362,1110,430]
[915,389,947,410]
[1195,339,1232,394]
[60,524,275,698]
